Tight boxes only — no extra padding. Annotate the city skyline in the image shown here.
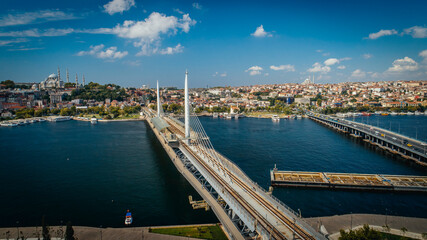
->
[0,0,426,88]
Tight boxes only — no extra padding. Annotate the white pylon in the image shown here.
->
[157,80,160,117]
[185,70,190,139]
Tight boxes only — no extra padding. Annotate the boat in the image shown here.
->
[407,112,415,115]
[390,112,398,116]
[414,111,422,115]
[91,118,98,124]
[234,114,239,119]
[0,122,18,127]
[296,115,302,119]
[213,113,218,118]
[272,115,280,121]
[48,116,72,122]
[362,112,371,116]
[29,119,37,123]
[125,210,133,225]
[39,118,47,122]
[381,113,389,116]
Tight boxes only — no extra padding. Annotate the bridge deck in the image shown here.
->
[271,170,427,192]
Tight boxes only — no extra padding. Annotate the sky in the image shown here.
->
[0,0,426,88]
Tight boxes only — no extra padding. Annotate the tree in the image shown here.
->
[339,224,381,240]
[60,108,72,116]
[65,221,75,240]
[1,80,15,89]
[41,215,50,240]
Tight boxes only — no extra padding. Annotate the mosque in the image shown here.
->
[39,68,64,90]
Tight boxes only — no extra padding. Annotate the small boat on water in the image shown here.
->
[125,210,133,225]
[0,122,18,127]
[390,112,398,116]
[407,112,415,115]
[91,118,98,124]
[362,112,371,116]
[212,113,218,118]
[381,113,389,116]
[272,115,280,122]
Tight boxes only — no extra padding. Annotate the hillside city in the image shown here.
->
[0,70,426,120]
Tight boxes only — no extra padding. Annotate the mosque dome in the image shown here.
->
[48,73,57,78]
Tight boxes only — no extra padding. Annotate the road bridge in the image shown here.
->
[141,75,326,240]
[307,112,427,167]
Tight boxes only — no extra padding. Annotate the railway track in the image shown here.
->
[163,118,315,239]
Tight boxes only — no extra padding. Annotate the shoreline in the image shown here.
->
[1,214,426,239]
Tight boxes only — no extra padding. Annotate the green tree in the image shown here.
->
[64,221,75,240]
[339,224,381,240]
[60,108,72,116]
[1,80,15,89]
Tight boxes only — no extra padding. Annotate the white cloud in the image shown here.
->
[351,69,366,78]
[93,12,196,56]
[0,28,75,37]
[0,10,78,27]
[316,49,323,53]
[159,43,183,55]
[270,64,295,72]
[173,8,184,14]
[0,38,28,46]
[104,0,136,15]
[192,3,202,10]
[7,47,44,51]
[366,29,398,39]
[404,26,427,38]
[77,44,128,60]
[363,53,373,59]
[420,49,427,63]
[246,66,263,75]
[337,65,346,70]
[340,57,351,61]
[324,58,339,66]
[386,57,418,72]
[251,25,272,37]
[308,62,331,74]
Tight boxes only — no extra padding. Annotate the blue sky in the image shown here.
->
[0,0,426,88]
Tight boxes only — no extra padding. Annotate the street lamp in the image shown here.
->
[100,225,103,240]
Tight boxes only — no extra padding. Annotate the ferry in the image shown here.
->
[272,115,280,121]
[48,116,72,122]
[125,210,133,225]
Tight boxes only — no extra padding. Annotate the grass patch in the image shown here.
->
[379,232,416,240]
[149,224,228,240]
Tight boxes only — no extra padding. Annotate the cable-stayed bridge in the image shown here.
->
[142,73,326,240]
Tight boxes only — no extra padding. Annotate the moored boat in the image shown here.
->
[125,210,133,225]
[272,115,280,121]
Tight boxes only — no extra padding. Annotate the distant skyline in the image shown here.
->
[0,0,426,88]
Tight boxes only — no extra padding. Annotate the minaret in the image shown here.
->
[66,68,69,83]
[75,73,79,89]
[313,74,315,84]
[156,80,160,117]
[83,74,85,86]
[57,67,61,82]
[57,67,61,88]
[184,70,190,139]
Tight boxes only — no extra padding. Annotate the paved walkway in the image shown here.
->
[304,214,427,239]
[0,224,215,240]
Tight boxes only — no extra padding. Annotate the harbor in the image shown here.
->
[270,169,427,192]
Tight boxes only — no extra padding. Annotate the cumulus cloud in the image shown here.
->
[104,0,136,15]
[159,43,183,55]
[363,53,373,59]
[366,29,398,39]
[251,25,272,37]
[0,10,78,27]
[337,65,346,70]
[386,57,418,72]
[404,26,427,38]
[324,58,340,66]
[308,62,331,74]
[246,66,263,75]
[77,44,128,60]
[192,3,202,10]
[420,49,427,63]
[351,69,366,78]
[270,64,295,72]
[92,12,196,55]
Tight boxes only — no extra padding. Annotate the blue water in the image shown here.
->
[0,116,426,228]
[0,121,217,227]
[199,116,427,218]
